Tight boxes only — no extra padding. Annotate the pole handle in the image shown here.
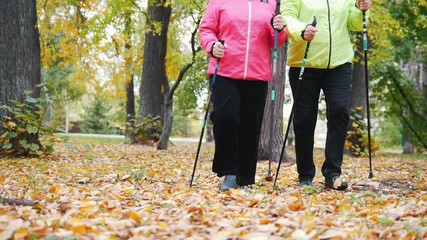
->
[211,40,225,88]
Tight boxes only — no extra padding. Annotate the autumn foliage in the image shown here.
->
[0,140,426,239]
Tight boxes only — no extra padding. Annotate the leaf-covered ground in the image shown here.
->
[0,139,426,240]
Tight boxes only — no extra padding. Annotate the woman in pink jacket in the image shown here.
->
[199,0,287,191]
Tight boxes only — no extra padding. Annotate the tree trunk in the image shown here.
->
[402,135,414,154]
[157,87,173,149]
[349,33,367,117]
[259,45,287,162]
[0,0,41,117]
[125,75,135,137]
[347,33,367,155]
[139,1,171,122]
[124,11,135,138]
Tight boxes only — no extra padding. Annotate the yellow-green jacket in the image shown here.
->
[281,0,369,69]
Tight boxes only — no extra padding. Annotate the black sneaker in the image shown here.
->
[325,176,348,190]
[299,180,312,188]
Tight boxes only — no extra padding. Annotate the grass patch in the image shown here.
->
[55,133,128,145]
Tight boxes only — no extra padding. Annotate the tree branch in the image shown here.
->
[389,88,427,149]
[129,0,145,14]
[168,12,203,101]
[391,77,427,122]
[0,196,37,206]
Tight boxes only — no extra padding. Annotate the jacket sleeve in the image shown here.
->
[281,0,306,42]
[347,0,369,31]
[199,0,220,57]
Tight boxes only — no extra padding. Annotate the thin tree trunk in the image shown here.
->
[157,62,193,149]
[124,11,135,138]
[157,15,202,150]
[125,75,135,137]
[157,86,173,149]
[0,0,41,117]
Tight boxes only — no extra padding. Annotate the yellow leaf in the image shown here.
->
[13,227,29,239]
[129,211,141,223]
[71,217,83,225]
[6,121,16,129]
[158,222,168,229]
[144,205,153,213]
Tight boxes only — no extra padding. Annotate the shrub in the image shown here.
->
[127,115,162,145]
[345,107,379,157]
[0,90,59,157]
[79,95,116,134]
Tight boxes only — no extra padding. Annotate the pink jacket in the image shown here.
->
[199,0,287,81]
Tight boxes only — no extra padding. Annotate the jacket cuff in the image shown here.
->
[209,42,216,58]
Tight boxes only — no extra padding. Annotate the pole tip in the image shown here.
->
[368,172,373,179]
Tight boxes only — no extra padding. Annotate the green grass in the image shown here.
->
[55,134,128,145]
[376,151,427,161]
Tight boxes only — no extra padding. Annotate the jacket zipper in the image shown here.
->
[244,0,252,79]
[326,0,332,69]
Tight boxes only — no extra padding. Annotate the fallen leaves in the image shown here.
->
[0,142,426,239]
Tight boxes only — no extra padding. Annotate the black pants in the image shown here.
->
[289,63,352,182]
[211,76,268,186]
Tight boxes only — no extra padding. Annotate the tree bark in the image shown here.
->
[157,85,173,149]
[349,33,367,116]
[124,11,135,138]
[0,0,41,117]
[139,1,171,122]
[125,75,135,137]
[259,45,287,162]
[347,34,367,155]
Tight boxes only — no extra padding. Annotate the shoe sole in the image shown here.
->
[325,177,347,190]
[333,177,342,189]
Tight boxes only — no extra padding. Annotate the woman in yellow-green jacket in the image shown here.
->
[282,0,371,190]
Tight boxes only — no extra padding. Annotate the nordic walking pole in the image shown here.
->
[190,40,225,187]
[274,17,317,187]
[362,12,373,179]
[266,0,281,180]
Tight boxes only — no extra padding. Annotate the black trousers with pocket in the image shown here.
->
[210,76,268,186]
[289,63,352,182]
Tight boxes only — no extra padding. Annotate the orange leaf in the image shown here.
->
[248,200,259,207]
[129,211,141,223]
[73,225,87,234]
